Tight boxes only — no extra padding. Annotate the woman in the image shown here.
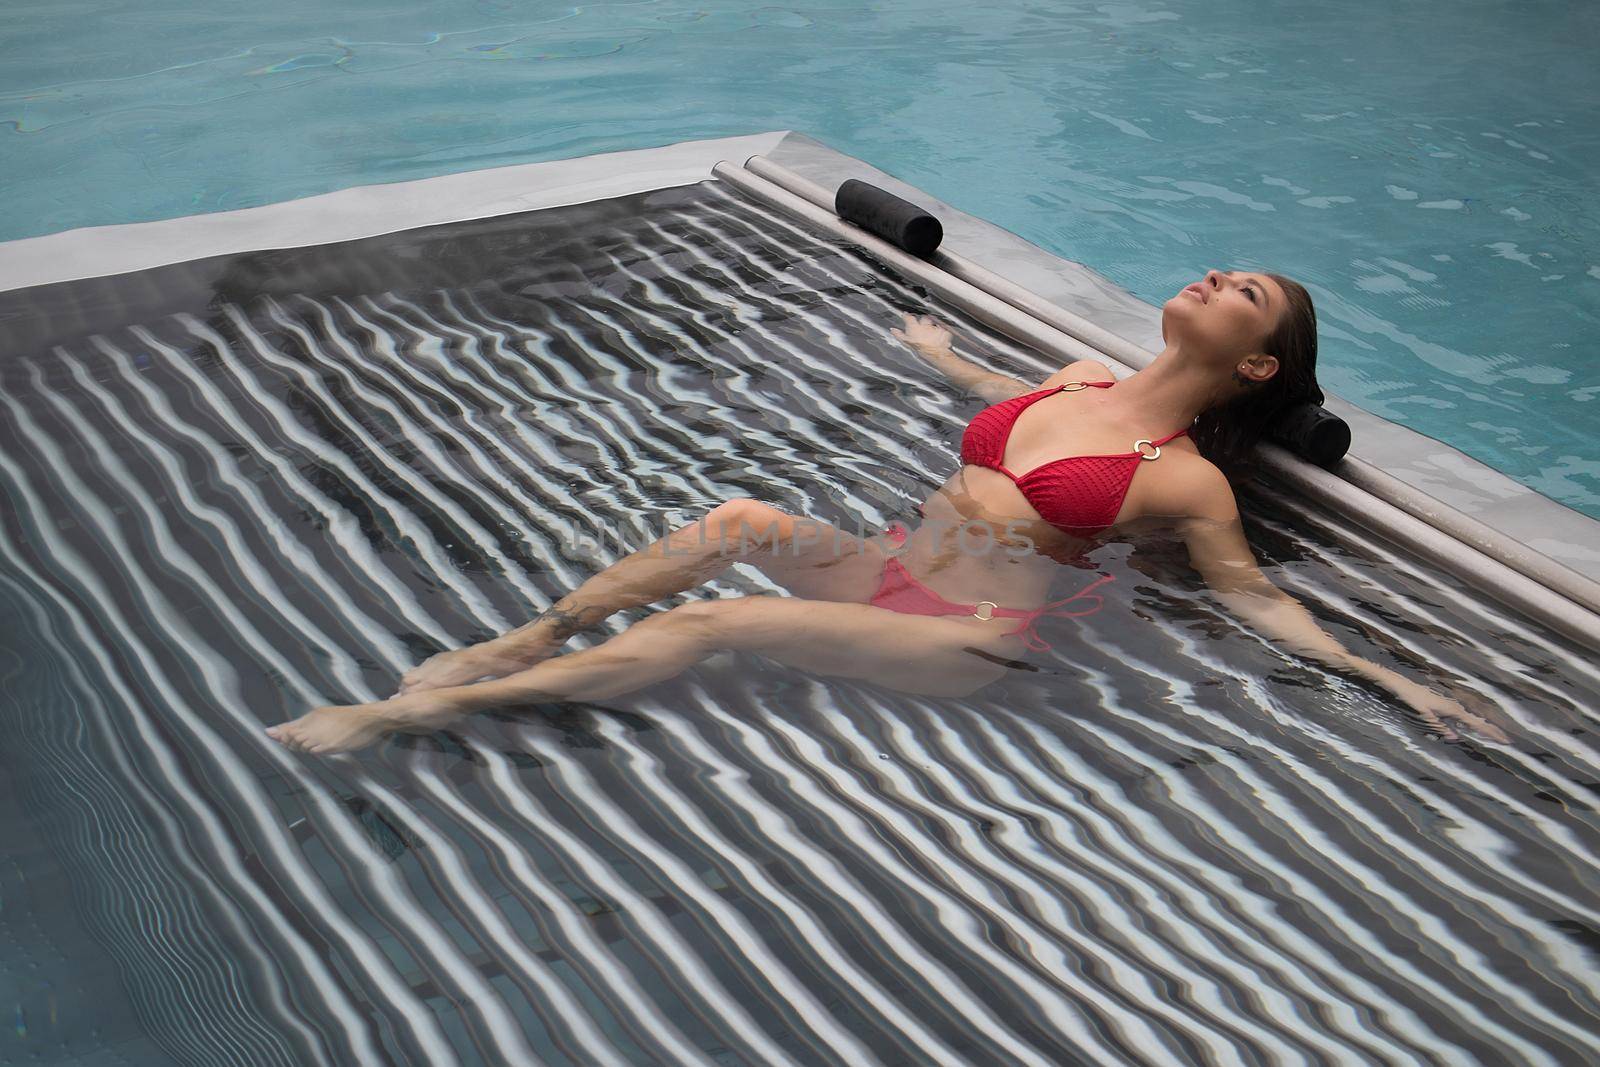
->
[267,269,1507,752]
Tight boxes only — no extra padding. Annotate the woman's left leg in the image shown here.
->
[393,497,886,696]
[267,596,1020,753]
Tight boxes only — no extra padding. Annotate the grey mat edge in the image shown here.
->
[1,126,1594,584]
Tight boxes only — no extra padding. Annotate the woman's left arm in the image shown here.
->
[1176,465,1509,742]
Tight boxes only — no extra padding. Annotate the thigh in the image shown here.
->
[692,595,1024,697]
[717,498,893,604]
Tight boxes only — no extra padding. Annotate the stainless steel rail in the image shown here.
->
[712,156,1600,654]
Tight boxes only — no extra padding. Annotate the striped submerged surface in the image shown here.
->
[0,181,1597,1066]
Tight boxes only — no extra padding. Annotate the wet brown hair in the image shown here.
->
[1187,272,1321,484]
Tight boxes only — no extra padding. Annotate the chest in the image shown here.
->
[973,390,1178,470]
[958,391,1196,533]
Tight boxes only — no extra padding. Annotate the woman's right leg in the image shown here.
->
[396,497,889,693]
[274,594,1015,755]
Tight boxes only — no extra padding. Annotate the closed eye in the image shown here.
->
[1244,286,1258,305]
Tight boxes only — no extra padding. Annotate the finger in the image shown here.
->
[1412,705,1459,742]
[1461,715,1509,743]
[1431,715,1461,742]
[1447,689,1509,741]
[1423,717,1460,742]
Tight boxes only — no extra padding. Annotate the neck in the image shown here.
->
[1110,344,1222,429]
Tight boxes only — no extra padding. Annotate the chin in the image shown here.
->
[1164,295,1198,317]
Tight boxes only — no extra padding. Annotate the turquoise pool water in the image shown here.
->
[2,0,1596,518]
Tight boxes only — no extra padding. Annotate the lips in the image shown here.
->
[1182,283,1207,304]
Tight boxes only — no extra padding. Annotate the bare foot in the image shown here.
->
[266,693,456,755]
[396,642,550,696]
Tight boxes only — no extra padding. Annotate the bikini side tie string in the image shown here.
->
[999,573,1118,653]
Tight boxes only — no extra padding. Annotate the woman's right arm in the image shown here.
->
[890,314,1033,404]
[890,314,1117,403]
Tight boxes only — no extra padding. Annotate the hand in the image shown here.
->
[394,644,527,697]
[890,313,955,354]
[1387,676,1509,743]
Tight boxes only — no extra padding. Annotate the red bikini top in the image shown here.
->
[960,379,1191,537]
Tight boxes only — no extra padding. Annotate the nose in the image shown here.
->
[1203,269,1224,291]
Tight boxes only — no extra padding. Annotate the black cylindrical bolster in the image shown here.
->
[834,179,944,258]
[1269,403,1351,468]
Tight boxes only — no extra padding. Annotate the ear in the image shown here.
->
[1241,353,1279,384]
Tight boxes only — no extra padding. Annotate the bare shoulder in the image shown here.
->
[1038,359,1117,389]
[1110,446,1240,539]
[1158,450,1240,523]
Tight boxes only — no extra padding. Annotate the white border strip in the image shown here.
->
[0,131,790,291]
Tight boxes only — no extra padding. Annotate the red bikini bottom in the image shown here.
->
[867,524,1114,653]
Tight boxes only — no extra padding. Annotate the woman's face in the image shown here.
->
[1162,269,1288,377]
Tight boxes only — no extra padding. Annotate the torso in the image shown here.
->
[898,371,1207,609]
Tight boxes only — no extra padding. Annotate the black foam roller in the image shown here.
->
[1269,402,1351,468]
[834,179,943,258]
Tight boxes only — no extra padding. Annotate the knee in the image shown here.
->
[653,597,763,649]
[709,497,783,529]
[706,498,790,555]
